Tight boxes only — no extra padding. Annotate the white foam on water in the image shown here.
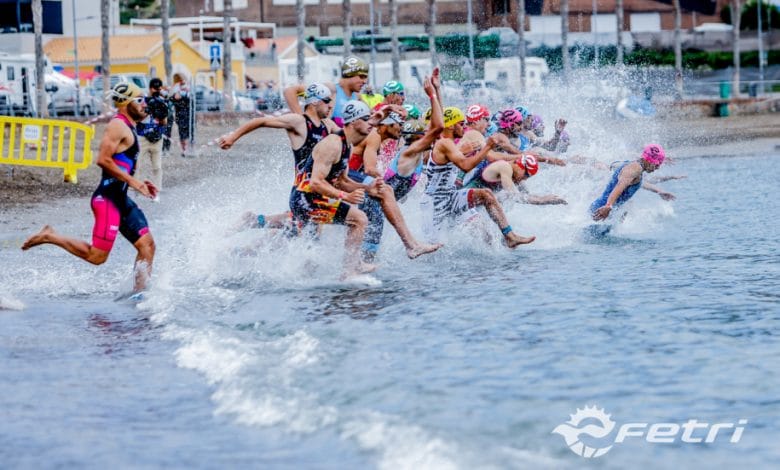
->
[0,294,25,311]
[341,411,463,470]
[168,327,338,433]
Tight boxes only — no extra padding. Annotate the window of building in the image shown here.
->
[8,66,14,81]
[630,13,662,32]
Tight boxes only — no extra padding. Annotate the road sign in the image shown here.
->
[209,43,222,71]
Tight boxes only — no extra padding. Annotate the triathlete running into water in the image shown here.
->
[22,83,158,293]
[218,82,339,232]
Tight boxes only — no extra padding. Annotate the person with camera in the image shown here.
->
[137,78,168,199]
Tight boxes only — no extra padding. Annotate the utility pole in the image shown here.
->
[223,0,234,111]
[731,0,741,97]
[72,0,80,115]
[561,0,570,82]
[757,0,765,92]
[390,0,400,81]
[616,0,624,65]
[426,0,438,67]
[592,0,599,66]
[517,0,527,94]
[343,0,352,56]
[33,0,46,117]
[673,0,683,99]
[369,0,377,89]
[162,0,172,84]
[101,0,110,113]
[467,0,475,76]
[296,0,305,83]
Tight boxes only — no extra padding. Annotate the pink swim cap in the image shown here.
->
[642,144,666,165]
[498,109,524,129]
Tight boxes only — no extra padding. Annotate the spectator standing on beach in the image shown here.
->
[136,78,168,196]
[171,78,193,157]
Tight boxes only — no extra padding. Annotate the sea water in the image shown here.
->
[1,145,778,468]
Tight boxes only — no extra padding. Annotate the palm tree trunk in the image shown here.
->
[33,0,46,117]
[318,0,328,36]
[161,0,172,84]
[101,0,110,113]
[296,0,306,82]
[342,0,352,56]
[390,0,400,80]
[426,0,438,67]
[223,0,234,111]
[516,0,527,94]
[673,0,683,99]
[616,0,624,65]
[731,0,741,97]
[561,0,570,82]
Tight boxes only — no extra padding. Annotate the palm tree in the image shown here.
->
[516,0,527,94]
[616,0,624,65]
[390,0,400,80]
[673,0,683,99]
[33,0,46,117]
[343,0,352,56]
[296,0,306,83]
[223,0,234,111]
[161,0,172,84]
[561,0,570,82]
[426,0,438,67]
[731,0,741,96]
[101,0,110,113]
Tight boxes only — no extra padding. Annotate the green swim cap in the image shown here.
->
[403,104,421,120]
[382,80,404,96]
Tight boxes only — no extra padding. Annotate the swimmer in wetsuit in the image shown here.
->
[590,144,676,221]
[22,82,158,292]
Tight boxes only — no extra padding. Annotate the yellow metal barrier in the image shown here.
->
[0,116,95,184]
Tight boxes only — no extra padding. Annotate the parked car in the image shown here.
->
[194,84,223,111]
[461,79,504,102]
[91,74,148,93]
[46,83,103,116]
[79,86,102,115]
[233,92,256,112]
[244,88,283,111]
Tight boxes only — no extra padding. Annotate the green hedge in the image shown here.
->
[534,45,780,71]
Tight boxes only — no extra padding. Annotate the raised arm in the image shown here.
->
[218,113,303,149]
[360,131,384,178]
[283,84,307,114]
[443,136,496,172]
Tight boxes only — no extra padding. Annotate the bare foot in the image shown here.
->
[358,262,378,274]
[406,242,443,259]
[504,233,536,249]
[22,225,54,250]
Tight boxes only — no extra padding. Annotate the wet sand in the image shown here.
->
[1,112,779,209]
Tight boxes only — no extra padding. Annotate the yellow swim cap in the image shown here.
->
[108,82,144,107]
[443,107,465,128]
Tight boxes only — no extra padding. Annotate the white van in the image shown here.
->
[0,53,42,115]
[483,57,549,91]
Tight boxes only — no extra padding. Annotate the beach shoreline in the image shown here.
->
[2,112,779,209]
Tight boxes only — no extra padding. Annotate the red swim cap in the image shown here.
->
[516,154,538,176]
